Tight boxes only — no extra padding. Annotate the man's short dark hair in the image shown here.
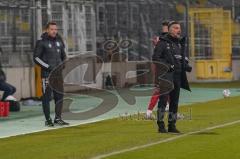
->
[168,21,180,29]
[162,21,169,26]
[45,21,57,29]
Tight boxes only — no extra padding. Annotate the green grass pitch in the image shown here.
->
[0,82,240,159]
[0,95,240,159]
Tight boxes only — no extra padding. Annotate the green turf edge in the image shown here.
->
[0,96,240,159]
[190,81,240,88]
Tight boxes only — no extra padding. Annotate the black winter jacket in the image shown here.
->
[152,34,191,91]
[33,33,66,78]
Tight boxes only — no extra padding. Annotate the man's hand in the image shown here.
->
[47,66,53,72]
[184,59,192,72]
[185,64,192,72]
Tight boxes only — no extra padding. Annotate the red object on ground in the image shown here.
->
[0,101,10,117]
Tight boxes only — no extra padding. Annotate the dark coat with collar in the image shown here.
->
[33,33,66,78]
[152,34,191,91]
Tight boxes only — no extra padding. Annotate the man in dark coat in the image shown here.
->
[33,22,68,126]
[152,21,192,133]
[146,21,169,119]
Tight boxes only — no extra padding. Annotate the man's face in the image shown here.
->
[47,25,58,38]
[169,24,181,38]
[162,25,168,33]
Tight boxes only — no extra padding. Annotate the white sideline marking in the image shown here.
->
[0,119,105,139]
[92,120,240,159]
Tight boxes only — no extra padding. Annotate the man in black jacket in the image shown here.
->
[146,21,169,119]
[34,22,68,126]
[152,21,191,133]
[152,21,169,47]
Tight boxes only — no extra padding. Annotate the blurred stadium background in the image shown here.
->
[0,0,239,100]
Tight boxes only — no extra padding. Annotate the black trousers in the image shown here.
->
[157,73,181,125]
[42,76,64,121]
[0,81,16,101]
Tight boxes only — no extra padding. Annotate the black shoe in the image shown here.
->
[157,121,167,133]
[45,119,54,127]
[54,119,69,126]
[168,124,180,134]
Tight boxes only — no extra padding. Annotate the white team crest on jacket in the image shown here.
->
[56,42,60,47]
[167,43,170,49]
[48,43,52,48]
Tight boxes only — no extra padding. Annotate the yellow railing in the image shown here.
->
[189,8,233,80]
